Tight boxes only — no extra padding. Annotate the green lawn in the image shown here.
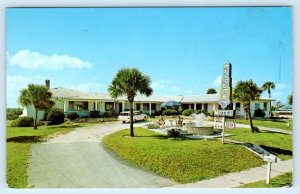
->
[225,127,293,160]
[234,118,292,131]
[103,128,265,184]
[6,122,87,188]
[238,172,292,188]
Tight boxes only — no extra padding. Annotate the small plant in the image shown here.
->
[208,110,215,117]
[167,128,182,137]
[11,116,34,127]
[102,111,113,118]
[147,123,160,129]
[66,112,79,120]
[44,107,65,125]
[90,111,100,118]
[162,109,179,116]
[182,109,195,116]
[254,108,266,118]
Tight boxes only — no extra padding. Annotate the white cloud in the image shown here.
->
[8,50,93,70]
[70,82,106,93]
[150,81,166,90]
[6,75,46,107]
[276,83,288,90]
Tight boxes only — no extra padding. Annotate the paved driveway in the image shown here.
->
[28,122,175,188]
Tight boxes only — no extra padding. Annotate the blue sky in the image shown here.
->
[6,7,292,108]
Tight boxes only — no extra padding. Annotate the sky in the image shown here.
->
[6,7,292,108]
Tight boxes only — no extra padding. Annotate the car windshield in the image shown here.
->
[120,113,129,116]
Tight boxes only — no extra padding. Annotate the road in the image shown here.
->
[27,122,175,188]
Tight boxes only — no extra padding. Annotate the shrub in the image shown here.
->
[167,128,182,137]
[178,107,185,114]
[44,107,65,125]
[208,110,215,117]
[66,112,79,120]
[90,111,100,118]
[195,110,203,114]
[6,108,23,120]
[102,111,113,118]
[182,109,195,116]
[162,109,179,116]
[254,108,266,118]
[147,123,160,129]
[11,116,33,127]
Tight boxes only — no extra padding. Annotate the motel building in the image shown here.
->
[20,80,274,121]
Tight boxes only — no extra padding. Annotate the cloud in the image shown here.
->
[70,82,106,93]
[150,81,166,90]
[276,83,288,90]
[6,75,46,107]
[8,50,93,70]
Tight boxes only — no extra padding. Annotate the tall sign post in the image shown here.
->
[214,62,234,144]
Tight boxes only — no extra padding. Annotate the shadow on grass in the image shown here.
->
[48,124,82,129]
[122,134,199,141]
[6,136,43,143]
[260,145,293,156]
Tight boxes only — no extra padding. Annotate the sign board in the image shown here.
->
[214,117,224,129]
[225,121,236,129]
[263,155,277,163]
[214,110,234,117]
[218,62,232,109]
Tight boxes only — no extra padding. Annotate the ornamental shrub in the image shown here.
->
[102,111,113,118]
[11,116,34,127]
[167,128,182,137]
[182,109,195,116]
[90,111,100,118]
[44,107,65,125]
[66,112,79,120]
[162,109,179,116]
[253,108,266,118]
[6,108,23,120]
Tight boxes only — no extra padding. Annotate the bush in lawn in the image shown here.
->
[162,109,179,116]
[253,108,266,118]
[44,107,65,125]
[6,108,23,120]
[167,128,182,137]
[90,111,100,118]
[66,112,79,120]
[11,116,33,127]
[147,123,160,129]
[182,109,195,116]
[102,111,113,118]
[195,110,203,114]
[178,107,185,114]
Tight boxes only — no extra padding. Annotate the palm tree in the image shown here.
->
[19,84,54,129]
[262,82,275,98]
[108,68,153,137]
[233,80,262,133]
[206,88,217,94]
[288,94,293,105]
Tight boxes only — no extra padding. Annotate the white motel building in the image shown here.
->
[20,80,274,120]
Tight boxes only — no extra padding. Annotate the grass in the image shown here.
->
[238,172,292,188]
[103,128,265,184]
[234,118,292,131]
[6,122,88,188]
[225,127,293,160]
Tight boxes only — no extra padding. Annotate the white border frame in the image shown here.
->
[1,1,299,194]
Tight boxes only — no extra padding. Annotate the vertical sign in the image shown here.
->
[218,62,232,109]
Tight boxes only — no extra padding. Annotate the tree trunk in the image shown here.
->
[34,108,38,129]
[248,108,254,133]
[129,101,134,137]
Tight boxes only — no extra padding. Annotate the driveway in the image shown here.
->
[27,122,175,188]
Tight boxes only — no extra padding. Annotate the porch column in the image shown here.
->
[194,103,197,110]
[189,104,191,109]
[233,102,236,110]
[113,102,116,111]
[95,102,98,111]
[149,102,152,115]
[141,103,144,113]
[63,100,67,112]
[122,101,125,112]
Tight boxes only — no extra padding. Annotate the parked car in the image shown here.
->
[118,111,147,123]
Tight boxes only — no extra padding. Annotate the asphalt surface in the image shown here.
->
[27,122,175,188]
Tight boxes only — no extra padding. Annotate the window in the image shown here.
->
[196,104,202,110]
[143,104,149,110]
[255,103,260,110]
[105,102,114,110]
[264,102,268,110]
[69,101,88,111]
[236,103,241,111]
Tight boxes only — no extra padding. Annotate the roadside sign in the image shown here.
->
[218,62,232,108]
[214,110,234,117]
[225,121,236,129]
[214,117,224,129]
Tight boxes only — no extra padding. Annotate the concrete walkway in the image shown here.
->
[235,123,292,135]
[27,122,175,188]
[169,159,293,188]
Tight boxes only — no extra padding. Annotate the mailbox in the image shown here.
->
[263,155,277,163]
